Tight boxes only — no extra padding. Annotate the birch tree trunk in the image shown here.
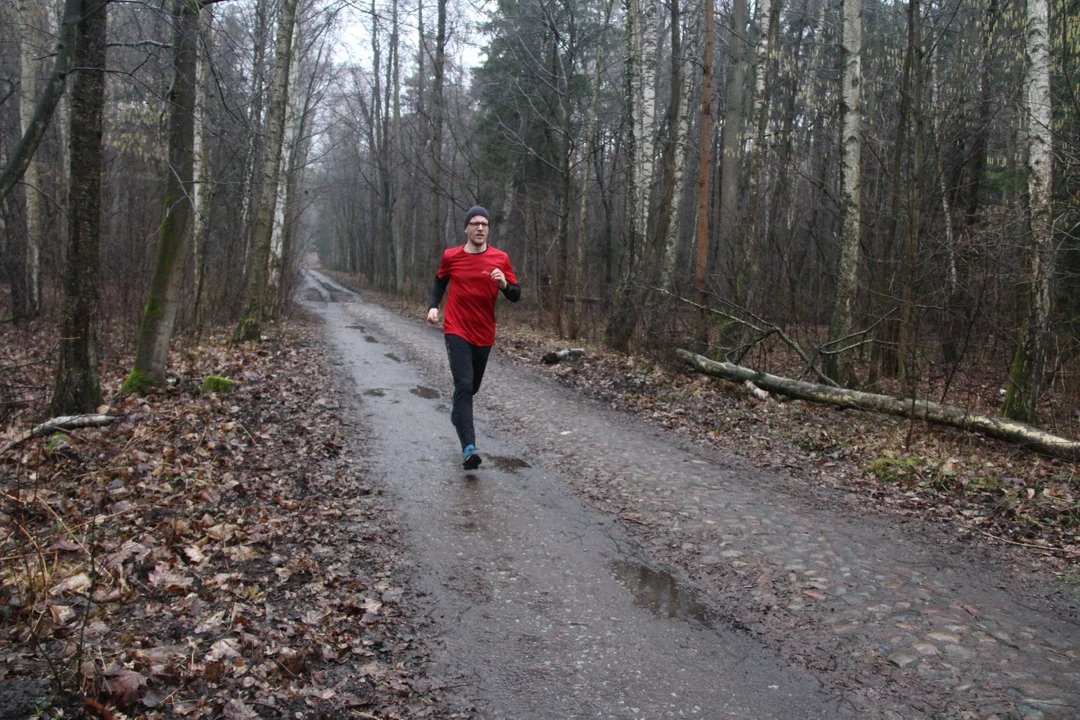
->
[18,0,44,317]
[823,0,863,384]
[572,0,617,339]
[739,0,782,341]
[392,0,405,292]
[233,0,300,343]
[692,0,715,353]
[604,0,659,351]
[125,0,199,390]
[271,15,303,296]
[429,0,447,262]
[1003,0,1054,423]
[414,0,428,280]
[238,0,270,269]
[647,0,683,280]
[192,4,215,329]
[51,0,106,416]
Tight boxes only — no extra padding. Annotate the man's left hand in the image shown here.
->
[490,268,508,289]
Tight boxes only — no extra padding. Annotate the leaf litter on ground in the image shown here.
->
[0,315,464,719]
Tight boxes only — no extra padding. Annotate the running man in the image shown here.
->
[427,206,520,469]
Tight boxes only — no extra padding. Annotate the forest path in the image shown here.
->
[302,270,1078,720]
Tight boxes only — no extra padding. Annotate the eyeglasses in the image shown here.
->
[467,221,489,228]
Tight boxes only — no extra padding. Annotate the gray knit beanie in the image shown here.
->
[464,205,490,226]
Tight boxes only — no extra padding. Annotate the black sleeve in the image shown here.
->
[501,283,521,302]
[429,276,449,309]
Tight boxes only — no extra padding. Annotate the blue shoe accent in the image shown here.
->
[462,444,482,470]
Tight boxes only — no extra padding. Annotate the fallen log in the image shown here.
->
[676,349,1080,461]
[743,380,771,401]
[542,348,586,365]
[0,414,115,456]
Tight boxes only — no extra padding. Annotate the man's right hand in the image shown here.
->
[426,308,440,325]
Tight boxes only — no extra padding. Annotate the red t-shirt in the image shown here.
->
[437,245,518,346]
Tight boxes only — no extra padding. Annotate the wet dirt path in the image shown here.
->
[303,271,1079,720]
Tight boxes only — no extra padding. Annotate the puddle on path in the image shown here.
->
[610,560,715,628]
[487,455,530,473]
[410,386,439,399]
[346,324,366,331]
[364,335,379,343]
[385,353,402,363]
[363,389,386,397]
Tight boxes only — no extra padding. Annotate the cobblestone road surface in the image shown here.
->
[311,271,1079,720]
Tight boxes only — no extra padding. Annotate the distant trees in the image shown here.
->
[0,0,1075,429]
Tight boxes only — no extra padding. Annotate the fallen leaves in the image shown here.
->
[1,320,453,719]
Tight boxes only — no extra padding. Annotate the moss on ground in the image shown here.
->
[201,376,237,393]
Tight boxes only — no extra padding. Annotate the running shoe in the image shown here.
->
[462,444,482,470]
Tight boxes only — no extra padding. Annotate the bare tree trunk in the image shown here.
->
[943,0,996,366]
[823,0,863,384]
[414,0,428,281]
[647,0,683,278]
[233,0,300,343]
[692,0,715,353]
[572,0,617,339]
[271,15,303,296]
[429,0,447,261]
[660,0,700,289]
[897,0,923,386]
[192,3,215,329]
[238,0,270,269]
[718,0,749,303]
[392,0,405,292]
[739,0,782,343]
[18,0,44,317]
[1003,0,1054,423]
[0,0,79,207]
[871,0,915,381]
[604,0,659,351]
[126,0,199,390]
[51,0,106,416]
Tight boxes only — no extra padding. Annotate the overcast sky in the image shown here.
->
[334,0,492,76]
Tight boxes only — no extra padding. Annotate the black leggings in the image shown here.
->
[445,334,492,450]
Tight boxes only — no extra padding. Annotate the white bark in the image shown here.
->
[18,0,43,314]
[234,0,300,340]
[392,0,404,291]
[192,4,215,325]
[825,0,863,382]
[627,0,658,251]
[1003,0,1054,421]
[271,17,303,290]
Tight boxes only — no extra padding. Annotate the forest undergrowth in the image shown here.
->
[0,315,458,719]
